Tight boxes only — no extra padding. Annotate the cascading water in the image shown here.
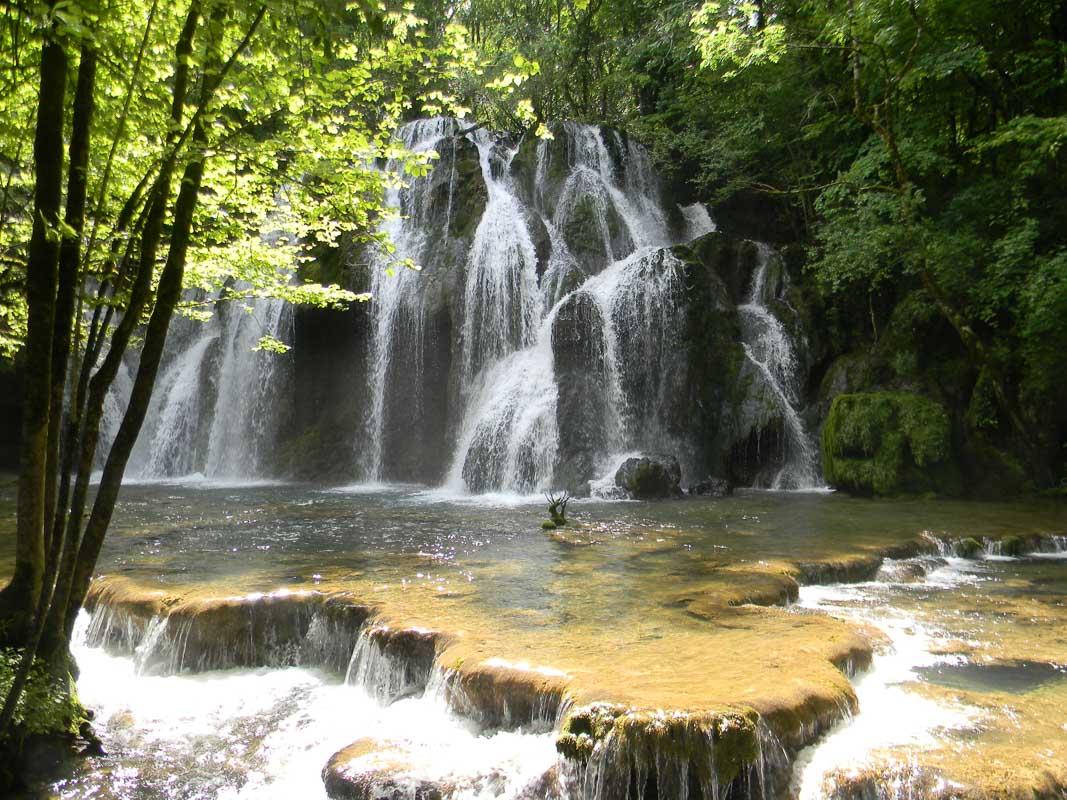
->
[443,123,702,494]
[738,245,821,490]
[205,297,292,477]
[70,608,560,799]
[459,131,542,386]
[446,330,560,493]
[117,118,820,495]
[361,118,459,481]
[121,292,292,481]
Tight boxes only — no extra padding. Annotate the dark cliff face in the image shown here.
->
[276,130,487,485]
[275,304,369,481]
[551,292,610,494]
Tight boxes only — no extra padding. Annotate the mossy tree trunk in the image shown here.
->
[1,1,267,742]
[0,5,67,647]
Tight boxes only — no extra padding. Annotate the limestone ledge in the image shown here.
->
[82,529,1065,800]
[85,574,872,800]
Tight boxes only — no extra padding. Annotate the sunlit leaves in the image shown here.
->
[691,2,786,77]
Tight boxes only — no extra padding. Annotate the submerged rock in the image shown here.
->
[672,568,800,610]
[323,739,447,800]
[688,476,733,497]
[614,454,683,499]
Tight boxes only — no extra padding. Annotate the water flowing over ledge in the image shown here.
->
[66,528,1067,800]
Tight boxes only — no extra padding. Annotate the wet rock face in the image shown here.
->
[279,303,369,481]
[83,579,374,674]
[614,454,683,499]
[443,662,568,729]
[348,625,441,703]
[551,291,610,494]
[556,704,770,800]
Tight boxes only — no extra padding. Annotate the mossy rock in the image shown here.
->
[556,704,761,790]
[822,392,960,496]
[614,454,683,499]
[999,535,1025,557]
[956,537,984,558]
[541,519,558,530]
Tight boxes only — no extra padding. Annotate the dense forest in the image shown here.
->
[0,0,1065,792]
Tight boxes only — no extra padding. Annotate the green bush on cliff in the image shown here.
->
[822,392,959,495]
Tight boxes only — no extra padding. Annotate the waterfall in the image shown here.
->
[124,292,292,481]
[204,297,292,477]
[111,118,822,494]
[459,131,542,385]
[443,121,691,494]
[583,248,686,458]
[737,245,821,489]
[680,202,716,241]
[446,320,559,494]
[361,118,458,481]
[135,332,218,478]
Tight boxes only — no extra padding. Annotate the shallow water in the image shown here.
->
[794,551,1067,797]
[1,483,1065,798]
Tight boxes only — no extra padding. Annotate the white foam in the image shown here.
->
[792,574,975,798]
[69,613,558,800]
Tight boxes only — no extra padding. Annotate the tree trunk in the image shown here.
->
[46,44,96,574]
[45,0,203,651]
[0,44,98,737]
[0,12,67,646]
[65,143,208,632]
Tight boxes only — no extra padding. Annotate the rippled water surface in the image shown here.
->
[1,481,1064,799]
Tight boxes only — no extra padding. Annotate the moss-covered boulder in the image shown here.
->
[614,454,683,499]
[556,704,762,796]
[822,392,959,495]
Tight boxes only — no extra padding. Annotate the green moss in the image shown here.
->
[541,519,558,530]
[0,649,84,737]
[556,704,760,788]
[561,702,622,743]
[957,537,984,558]
[822,392,959,495]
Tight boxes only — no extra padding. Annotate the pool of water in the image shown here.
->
[1,482,1064,798]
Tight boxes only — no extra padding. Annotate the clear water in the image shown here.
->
[1,484,1064,798]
